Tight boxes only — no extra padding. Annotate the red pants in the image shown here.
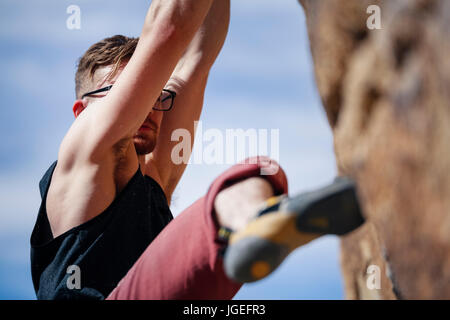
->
[107,157,288,299]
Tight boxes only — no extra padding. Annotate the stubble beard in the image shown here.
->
[133,132,157,155]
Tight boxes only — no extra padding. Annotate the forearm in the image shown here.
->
[132,0,215,91]
[171,0,230,80]
[147,1,230,198]
[141,0,213,41]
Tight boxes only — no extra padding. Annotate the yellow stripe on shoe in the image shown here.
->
[225,211,322,282]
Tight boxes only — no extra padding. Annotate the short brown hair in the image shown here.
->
[75,35,139,99]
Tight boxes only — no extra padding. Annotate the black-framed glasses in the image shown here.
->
[81,85,177,111]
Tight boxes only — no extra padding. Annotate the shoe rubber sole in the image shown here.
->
[224,177,365,283]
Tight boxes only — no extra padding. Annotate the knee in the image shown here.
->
[238,156,288,196]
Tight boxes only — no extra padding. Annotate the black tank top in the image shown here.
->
[30,161,173,300]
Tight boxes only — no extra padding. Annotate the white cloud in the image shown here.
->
[0,174,41,234]
[0,0,144,47]
[217,0,311,78]
[232,0,304,16]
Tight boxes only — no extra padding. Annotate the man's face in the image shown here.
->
[82,64,164,156]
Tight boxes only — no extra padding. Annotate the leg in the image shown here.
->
[107,156,288,299]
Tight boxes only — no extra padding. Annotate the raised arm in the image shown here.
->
[59,0,214,169]
[147,0,231,202]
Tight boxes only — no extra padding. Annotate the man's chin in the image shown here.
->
[133,136,156,155]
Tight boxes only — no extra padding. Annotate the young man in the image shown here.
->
[31,0,288,299]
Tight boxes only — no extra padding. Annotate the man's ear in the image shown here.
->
[72,100,86,118]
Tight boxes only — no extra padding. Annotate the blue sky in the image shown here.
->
[0,0,342,299]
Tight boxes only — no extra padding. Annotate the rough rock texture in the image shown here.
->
[299,0,450,299]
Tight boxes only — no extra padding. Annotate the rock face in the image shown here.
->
[299,0,450,299]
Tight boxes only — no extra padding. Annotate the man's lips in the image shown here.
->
[139,121,157,131]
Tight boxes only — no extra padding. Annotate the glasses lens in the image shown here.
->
[153,90,173,111]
